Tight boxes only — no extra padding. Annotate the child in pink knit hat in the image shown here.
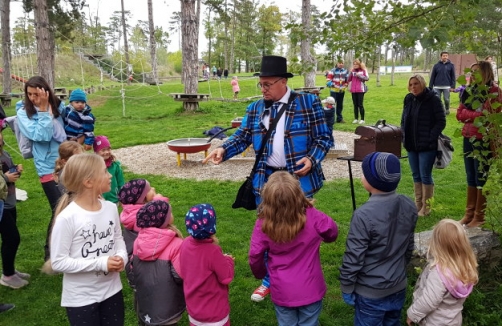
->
[93,135,124,203]
[118,178,169,290]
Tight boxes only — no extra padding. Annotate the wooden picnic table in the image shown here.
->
[293,86,325,94]
[170,93,210,102]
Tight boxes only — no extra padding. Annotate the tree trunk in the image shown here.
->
[147,0,158,84]
[206,9,212,75]
[384,43,389,66]
[376,45,381,87]
[33,0,55,88]
[222,0,229,72]
[1,0,12,94]
[181,0,199,112]
[120,0,131,85]
[371,46,377,74]
[301,0,315,87]
[229,0,236,74]
[424,49,429,72]
[390,47,396,86]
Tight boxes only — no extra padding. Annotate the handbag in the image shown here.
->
[363,82,368,93]
[434,133,454,169]
[232,176,256,210]
[232,94,295,210]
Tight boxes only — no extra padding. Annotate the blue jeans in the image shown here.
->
[463,137,492,187]
[433,88,450,112]
[274,300,322,326]
[354,289,406,326]
[262,251,270,288]
[407,150,437,184]
[330,91,346,122]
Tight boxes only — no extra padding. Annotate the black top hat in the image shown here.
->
[259,55,294,78]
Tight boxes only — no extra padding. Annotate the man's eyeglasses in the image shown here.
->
[257,78,283,91]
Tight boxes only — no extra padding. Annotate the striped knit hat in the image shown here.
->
[361,152,401,192]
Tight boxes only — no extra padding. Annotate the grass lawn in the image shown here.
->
[0,72,501,325]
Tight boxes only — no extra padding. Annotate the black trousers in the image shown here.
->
[0,207,20,276]
[66,290,124,326]
[351,92,365,120]
[41,180,62,261]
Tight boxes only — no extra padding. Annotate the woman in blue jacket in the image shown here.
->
[17,76,66,261]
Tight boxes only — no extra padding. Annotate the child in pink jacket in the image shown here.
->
[180,203,235,326]
[249,172,338,326]
[133,200,185,325]
[118,178,168,287]
[231,76,240,100]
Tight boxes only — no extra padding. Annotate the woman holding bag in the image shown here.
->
[401,74,446,216]
[348,59,369,124]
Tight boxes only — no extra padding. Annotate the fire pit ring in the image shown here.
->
[166,127,235,166]
[167,138,212,166]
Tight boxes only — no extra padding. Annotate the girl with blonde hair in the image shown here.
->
[401,73,446,216]
[249,171,338,326]
[407,219,478,325]
[50,153,127,326]
[348,59,369,124]
[54,141,84,193]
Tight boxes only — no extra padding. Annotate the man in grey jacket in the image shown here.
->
[429,51,456,115]
[339,152,418,326]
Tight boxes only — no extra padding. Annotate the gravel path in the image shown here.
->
[114,130,363,181]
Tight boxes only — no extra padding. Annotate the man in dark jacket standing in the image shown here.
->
[429,51,456,115]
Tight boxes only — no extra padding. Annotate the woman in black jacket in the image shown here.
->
[401,74,446,216]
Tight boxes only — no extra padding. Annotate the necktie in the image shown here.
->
[266,102,282,131]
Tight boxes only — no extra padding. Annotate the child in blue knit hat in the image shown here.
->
[179,204,234,326]
[339,152,418,325]
[62,89,96,151]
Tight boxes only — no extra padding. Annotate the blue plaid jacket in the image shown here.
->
[222,91,333,200]
[62,104,96,145]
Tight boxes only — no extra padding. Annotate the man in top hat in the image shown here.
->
[203,55,333,301]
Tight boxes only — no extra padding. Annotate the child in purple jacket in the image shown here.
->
[249,171,338,326]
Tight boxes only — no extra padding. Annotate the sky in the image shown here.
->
[9,0,334,54]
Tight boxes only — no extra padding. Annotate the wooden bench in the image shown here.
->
[54,87,68,100]
[294,86,325,95]
[170,93,210,102]
[326,142,349,159]
[0,94,12,107]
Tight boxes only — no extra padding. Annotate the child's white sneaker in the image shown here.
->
[359,120,365,124]
[0,274,28,289]
[352,119,358,124]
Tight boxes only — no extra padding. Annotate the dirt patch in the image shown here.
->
[114,130,363,181]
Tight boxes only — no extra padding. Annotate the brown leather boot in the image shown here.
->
[418,184,434,216]
[414,182,423,212]
[466,188,486,228]
[459,186,477,225]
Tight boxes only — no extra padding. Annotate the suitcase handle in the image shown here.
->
[375,119,386,127]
